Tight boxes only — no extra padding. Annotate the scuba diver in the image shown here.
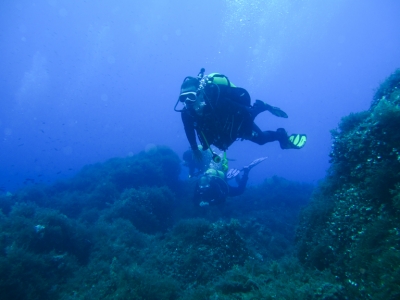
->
[194,155,267,207]
[174,68,307,159]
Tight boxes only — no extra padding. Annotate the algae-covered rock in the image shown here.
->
[5,146,181,219]
[371,68,400,109]
[104,185,176,233]
[297,69,400,299]
[149,218,250,286]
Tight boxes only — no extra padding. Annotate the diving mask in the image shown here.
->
[179,92,197,103]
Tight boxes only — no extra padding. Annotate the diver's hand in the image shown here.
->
[192,149,203,162]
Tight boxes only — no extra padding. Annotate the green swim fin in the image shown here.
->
[277,128,307,149]
[286,134,307,149]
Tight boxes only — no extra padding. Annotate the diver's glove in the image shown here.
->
[254,100,288,118]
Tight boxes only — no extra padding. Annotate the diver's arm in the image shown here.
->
[228,170,249,197]
[181,111,198,150]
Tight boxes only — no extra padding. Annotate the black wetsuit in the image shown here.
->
[193,172,249,206]
[181,97,286,151]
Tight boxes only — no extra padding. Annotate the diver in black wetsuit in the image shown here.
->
[193,157,267,207]
[175,70,307,158]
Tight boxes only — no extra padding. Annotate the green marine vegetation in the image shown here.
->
[153,218,250,285]
[1,142,338,299]
[8,146,181,219]
[103,186,176,234]
[3,66,400,298]
[297,68,400,299]
[371,68,400,109]
[0,202,89,299]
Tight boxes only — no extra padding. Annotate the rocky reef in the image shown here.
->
[0,146,322,299]
[297,68,400,299]
[1,69,400,299]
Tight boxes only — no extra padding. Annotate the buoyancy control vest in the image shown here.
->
[201,73,251,108]
[178,69,254,151]
[199,73,253,150]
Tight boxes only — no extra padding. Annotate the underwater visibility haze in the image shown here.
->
[1,0,399,190]
[1,0,400,299]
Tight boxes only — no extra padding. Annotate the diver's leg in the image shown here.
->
[250,101,267,119]
[251,100,289,119]
[249,125,307,149]
[246,124,289,147]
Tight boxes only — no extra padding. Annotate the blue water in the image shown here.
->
[1,0,400,192]
[1,2,400,298]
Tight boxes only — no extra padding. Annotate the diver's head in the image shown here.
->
[184,93,205,115]
[179,77,199,102]
[179,77,205,115]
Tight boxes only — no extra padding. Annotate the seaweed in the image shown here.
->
[297,69,400,298]
[372,68,400,109]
